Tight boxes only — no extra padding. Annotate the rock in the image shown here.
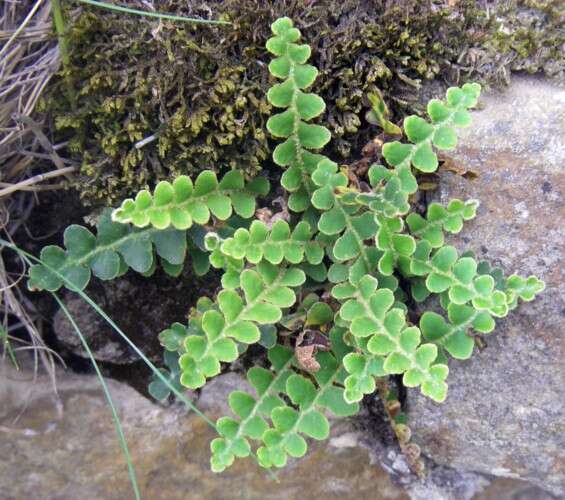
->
[473,477,556,500]
[196,372,253,416]
[1,361,555,500]
[0,365,408,500]
[52,267,219,364]
[356,396,551,500]
[408,76,565,496]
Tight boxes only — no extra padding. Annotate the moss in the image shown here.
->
[486,0,564,81]
[44,0,563,204]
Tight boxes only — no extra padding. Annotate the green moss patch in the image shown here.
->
[44,0,563,204]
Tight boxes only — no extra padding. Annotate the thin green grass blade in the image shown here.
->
[53,294,141,500]
[51,0,71,66]
[1,325,19,369]
[77,0,232,25]
[0,239,214,427]
[3,239,278,479]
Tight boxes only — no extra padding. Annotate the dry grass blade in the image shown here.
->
[1,0,69,392]
[0,0,70,188]
[0,233,60,395]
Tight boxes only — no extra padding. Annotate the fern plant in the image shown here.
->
[28,17,544,474]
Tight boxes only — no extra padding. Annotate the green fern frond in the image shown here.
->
[211,345,295,472]
[382,83,481,174]
[419,272,544,361]
[218,220,325,266]
[257,328,359,468]
[355,84,481,219]
[408,242,513,316]
[333,274,448,402]
[266,17,331,213]
[28,209,187,291]
[212,328,358,471]
[112,171,269,230]
[177,262,305,388]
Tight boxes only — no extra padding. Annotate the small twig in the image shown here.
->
[134,133,158,149]
[0,182,67,192]
[18,150,76,163]
[15,115,68,171]
[0,166,75,198]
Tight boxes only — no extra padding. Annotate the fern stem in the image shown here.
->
[336,202,372,271]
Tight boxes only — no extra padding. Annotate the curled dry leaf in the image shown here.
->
[440,156,479,180]
[385,398,402,419]
[403,442,424,477]
[295,329,331,372]
[395,423,412,445]
[255,196,290,229]
[296,344,319,372]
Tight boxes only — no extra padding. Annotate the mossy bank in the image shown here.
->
[44,0,564,204]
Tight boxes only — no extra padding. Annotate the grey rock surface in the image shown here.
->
[1,363,554,500]
[408,76,565,496]
[0,365,408,500]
